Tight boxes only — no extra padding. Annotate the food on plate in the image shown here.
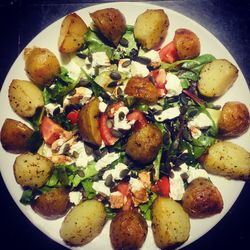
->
[13,152,54,188]
[134,9,169,49]
[174,28,200,60]
[24,47,60,86]
[182,178,223,218]
[32,188,70,219]
[90,8,126,46]
[60,200,106,246]
[198,59,238,97]
[1,6,250,250]
[201,141,250,180]
[152,197,190,249]
[0,118,33,153]
[8,79,44,117]
[218,101,250,137]
[58,13,88,53]
[110,210,148,250]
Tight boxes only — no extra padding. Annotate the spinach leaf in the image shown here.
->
[26,130,43,153]
[139,192,157,220]
[20,189,35,205]
[82,179,96,199]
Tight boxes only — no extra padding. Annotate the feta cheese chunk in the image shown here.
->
[131,61,149,77]
[65,60,81,81]
[165,73,183,97]
[45,103,62,116]
[99,101,108,113]
[129,177,144,193]
[188,113,213,129]
[95,152,120,171]
[93,180,110,196]
[42,143,53,158]
[154,106,180,122]
[69,191,83,205]
[143,50,161,65]
[187,168,209,183]
[91,52,110,67]
[102,163,128,181]
[113,106,134,130]
[169,175,185,201]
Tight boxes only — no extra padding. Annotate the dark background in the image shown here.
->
[0,0,250,249]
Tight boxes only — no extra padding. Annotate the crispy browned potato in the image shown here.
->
[0,118,33,153]
[58,13,88,53]
[174,28,200,60]
[134,9,169,49]
[32,188,70,219]
[24,47,60,87]
[8,79,44,117]
[78,97,102,146]
[126,123,162,164]
[218,101,249,137]
[110,210,148,250]
[124,76,158,104]
[90,8,126,46]
[182,178,223,218]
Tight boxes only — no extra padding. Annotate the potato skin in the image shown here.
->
[174,28,200,60]
[8,79,44,117]
[0,118,33,153]
[90,8,126,46]
[110,210,148,250]
[152,197,190,249]
[13,152,54,188]
[126,123,162,164]
[32,188,70,219]
[78,97,102,146]
[58,13,88,53]
[134,9,169,49]
[218,101,249,137]
[182,178,223,218]
[24,47,60,87]
[124,76,158,104]
[60,200,106,246]
[202,141,250,180]
[198,59,238,97]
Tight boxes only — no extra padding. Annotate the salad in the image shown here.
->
[1,6,250,250]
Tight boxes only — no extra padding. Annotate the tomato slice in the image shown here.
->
[106,101,124,118]
[66,110,79,124]
[126,110,147,132]
[151,69,167,97]
[40,116,64,145]
[153,176,170,197]
[117,182,130,196]
[99,113,119,146]
[159,41,178,63]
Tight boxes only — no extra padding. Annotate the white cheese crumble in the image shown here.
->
[154,106,180,122]
[131,61,149,77]
[65,60,81,81]
[93,180,110,196]
[188,113,213,129]
[113,106,134,130]
[129,177,144,193]
[95,152,120,171]
[45,103,62,116]
[143,50,161,64]
[42,143,53,158]
[165,73,183,97]
[99,101,108,113]
[187,168,209,183]
[169,175,185,201]
[69,191,82,205]
[102,163,128,181]
[91,52,110,67]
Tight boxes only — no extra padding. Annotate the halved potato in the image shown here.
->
[8,79,44,117]
[90,8,126,46]
[134,9,169,49]
[58,13,88,53]
[0,118,33,153]
[78,97,102,146]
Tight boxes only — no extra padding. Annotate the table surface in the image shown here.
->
[0,0,250,249]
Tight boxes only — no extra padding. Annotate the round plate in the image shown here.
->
[0,2,249,250]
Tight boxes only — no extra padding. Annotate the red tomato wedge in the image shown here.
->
[117,182,134,211]
[151,69,167,97]
[126,110,147,132]
[40,116,64,145]
[152,176,170,197]
[159,41,178,63]
[66,110,79,124]
[99,113,119,146]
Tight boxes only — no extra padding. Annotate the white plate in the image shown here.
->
[0,2,249,250]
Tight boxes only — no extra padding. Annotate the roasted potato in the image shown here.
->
[60,200,106,246]
[152,197,190,249]
[78,97,102,146]
[201,141,250,180]
[198,59,238,97]
[218,101,249,137]
[24,47,60,87]
[90,8,126,46]
[58,13,88,53]
[14,152,54,188]
[126,123,162,164]
[174,28,200,60]
[32,188,70,219]
[182,178,223,218]
[8,79,44,117]
[110,210,148,250]
[134,9,169,50]
[0,118,33,153]
[124,76,158,104]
